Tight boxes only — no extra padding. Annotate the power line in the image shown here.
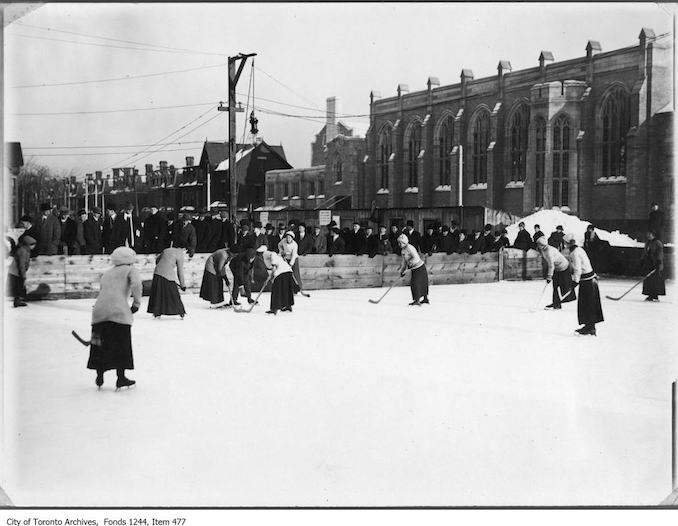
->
[26,146,201,157]
[9,63,223,89]
[24,141,205,150]
[14,21,229,57]
[10,103,218,116]
[255,66,323,111]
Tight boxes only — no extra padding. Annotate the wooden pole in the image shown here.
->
[673,380,677,490]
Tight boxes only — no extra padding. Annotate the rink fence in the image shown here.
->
[7,247,669,300]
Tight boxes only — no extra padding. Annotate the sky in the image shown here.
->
[3,2,674,180]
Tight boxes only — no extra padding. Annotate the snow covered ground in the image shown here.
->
[2,279,676,507]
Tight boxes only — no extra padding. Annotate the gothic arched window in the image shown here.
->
[406,122,422,188]
[552,115,571,207]
[472,110,490,184]
[509,104,529,182]
[535,117,546,208]
[437,116,454,186]
[378,126,392,190]
[601,86,631,178]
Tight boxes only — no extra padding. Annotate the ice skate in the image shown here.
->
[421,297,430,304]
[266,309,278,315]
[13,301,27,308]
[409,300,422,306]
[115,377,136,390]
[95,372,104,389]
[544,304,561,310]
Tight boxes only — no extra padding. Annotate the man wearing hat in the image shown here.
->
[17,215,39,257]
[566,233,604,335]
[265,223,278,251]
[73,208,88,255]
[275,222,287,247]
[57,206,77,255]
[8,235,36,307]
[112,202,142,250]
[377,225,391,256]
[235,220,256,253]
[173,213,197,257]
[345,221,366,255]
[548,225,565,251]
[364,225,379,258]
[402,220,421,252]
[84,207,103,255]
[421,224,438,256]
[35,203,60,255]
[102,203,118,254]
[143,205,167,254]
[296,222,314,255]
[437,225,453,254]
[641,229,665,302]
[217,207,235,251]
[328,226,345,256]
[252,221,267,250]
[482,224,495,253]
[312,225,327,254]
[512,221,532,251]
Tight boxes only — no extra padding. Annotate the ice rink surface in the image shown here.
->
[2,279,676,507]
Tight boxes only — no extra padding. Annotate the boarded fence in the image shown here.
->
[8,246,668,301]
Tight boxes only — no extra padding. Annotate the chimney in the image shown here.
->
[539,51,554,81]
[326,96,340,143]
[145,164,153,175]
[185,156,194,167]
[95,171,102,179]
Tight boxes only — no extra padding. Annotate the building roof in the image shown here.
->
[201,140,291,172]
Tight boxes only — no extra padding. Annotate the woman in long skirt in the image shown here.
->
[278,230,302,291]
[87,246,142,390]
[147,246,186,318]
[566,234,604,336]
[259,245,296,315]
[641,230,665,302]
[199,248,232,307]
[397,233,429,306]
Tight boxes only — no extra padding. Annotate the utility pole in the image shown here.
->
[225,52,256,219]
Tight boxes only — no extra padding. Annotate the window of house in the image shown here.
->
[283,182,289,198]
[437,117,454,186]
[509,104,529,182]
[535,117,546,207]
[601,86,631,178]
[308,180,315,197]
[472,111,490,185]
[378,127,392,189]
[318,179,325,196]
[334,156,343,183]
[266,183,274,199]
[407,122,422,188]
[292,181,300,197]
[552,114,571,207]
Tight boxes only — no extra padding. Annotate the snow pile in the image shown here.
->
[505,209,644,247]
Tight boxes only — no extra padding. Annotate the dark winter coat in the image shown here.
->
[36,213,61,255]
[421,233,438,255]
[204,219,222,253]
[365,233,379,258]
[532,231,545,244]
[649,209,665,238]
[402,228,421,251]
[102,214,117,254]
[173,222,197,256]
[513,229,532,251]
[143,212,168,254]
[642,238,666,297]
[456,236,474,254]
[83,217,103,254]
[346,229,367,255]
[482,233,495,253]
[297,233,315,255]
[218,219,235,250]
[58,217,77,254]
[229,252,254,284]
[313,233,327,254]
[234,231,256,253]
[378,233,391,255]
[112,213,142,251]
[469,234,485,255]
[494,236,510,251]
[328,236,346,256]
[548,231,565,251]
[388,232,400,254]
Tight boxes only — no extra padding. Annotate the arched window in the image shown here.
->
[472,110,490,184]
[334,155,343,183]
[552,115,571,207]
[377,126,392,190]
[535,117,546,208]
[406,122,422,188]
[509,104,529,182]
[601,86,631,178]
[437,116,454,186]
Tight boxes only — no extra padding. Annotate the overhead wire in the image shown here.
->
[26,146,200,157]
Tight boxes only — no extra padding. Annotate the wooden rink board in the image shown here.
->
[9,250,539,300]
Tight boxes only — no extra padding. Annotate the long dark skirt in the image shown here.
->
[642,270,666,297]
[147,274,186,316]
[410,265,429,301]
[200,271,226,304]
[552,268,576,307]
[289,259,303,290]
[577,277,604,326]
[87,321,134,372]
[270,272,296,311]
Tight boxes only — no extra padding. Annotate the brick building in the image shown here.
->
[264,97,368,212]
[365,28,673,240]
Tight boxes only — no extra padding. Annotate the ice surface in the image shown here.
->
[2,279,676,506]
[505,209,644,247]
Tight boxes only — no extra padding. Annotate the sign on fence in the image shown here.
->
[318,210,331,226]
[260,211,269,225]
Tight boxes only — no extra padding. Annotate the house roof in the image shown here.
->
[202,140,291,172]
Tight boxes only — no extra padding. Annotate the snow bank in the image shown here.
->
[505,209,644,248]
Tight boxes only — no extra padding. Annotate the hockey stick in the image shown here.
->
[368,274,406,304]
[605,270,656,301]
[233,275,272,313]
[528,282,550,313]
[291,273,311,298]
[71,330,90,347]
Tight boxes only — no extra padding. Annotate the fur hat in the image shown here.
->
[110,246,136,266]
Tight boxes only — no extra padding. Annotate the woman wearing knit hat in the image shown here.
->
[397,233,429,306]
[147,246,187,319]
[565,234,604,335]
[87,246,142,390]
[278,230,302,292]
[259,246,297,314]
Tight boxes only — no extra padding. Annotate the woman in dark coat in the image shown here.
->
[566,234,603,336]
[87,246,142,390]
[147,247,187,318]
[397,233,429,306]
[641,230,665,301]
[199,248,232,307]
